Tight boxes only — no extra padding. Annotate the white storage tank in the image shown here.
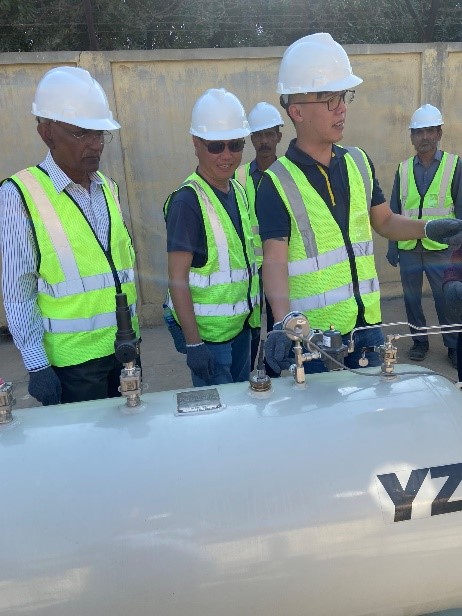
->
[1,366,462,615]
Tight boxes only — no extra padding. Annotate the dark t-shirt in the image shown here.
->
[256,139,386,241]
[165,173,244,269]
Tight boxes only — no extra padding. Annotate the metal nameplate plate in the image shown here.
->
[176,388,223,415]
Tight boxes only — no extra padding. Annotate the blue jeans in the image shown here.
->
[398,246,457,349]
[303,325,385,374]
[191,328,251,387]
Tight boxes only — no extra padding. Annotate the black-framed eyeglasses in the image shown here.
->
[198,137,245,154]
[54,122,114,144]
[294,90,355,112]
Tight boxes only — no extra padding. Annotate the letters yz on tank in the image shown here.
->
[377,463,462,522]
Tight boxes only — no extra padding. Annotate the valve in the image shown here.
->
[0,378,14,424]
[315,326,348,371]
[114,293,141,407]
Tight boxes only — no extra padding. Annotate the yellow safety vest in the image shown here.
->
[398,152,457,250]
[235,163,263,267]
[265,148,381,334]
[164,173,260,342]
[10,166,139,367]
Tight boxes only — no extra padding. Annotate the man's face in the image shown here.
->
[37,120,106,181]
[193,136,244,189]
[251,127,282,160]
[288,91,349,145]
[410,126,441,157]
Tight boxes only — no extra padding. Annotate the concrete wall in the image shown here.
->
[1,42,461,327]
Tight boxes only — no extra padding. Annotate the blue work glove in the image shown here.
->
[425,219,462,245]
[264,321,293,375]
[28,366,62,406]
[386,241,399,267]
[444,280,462,324]
[186,343,215,383]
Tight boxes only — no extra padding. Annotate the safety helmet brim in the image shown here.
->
[277,74,362,95]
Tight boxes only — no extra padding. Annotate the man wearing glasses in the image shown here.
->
[164,88,260,387]
[257,33,462,375]
[0,66,139,405]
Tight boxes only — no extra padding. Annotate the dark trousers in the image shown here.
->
[458,332,462,382]
[398,246,457,349]
[52,354,125,404]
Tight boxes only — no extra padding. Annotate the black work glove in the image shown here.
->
[425,219,462,245]
[264,321,293,375]
[386,241,399,267]
[28,366,62,406]
[444,280,462,324]
[186,343,215,383]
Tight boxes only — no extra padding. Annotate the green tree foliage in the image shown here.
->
[0,0,461,52]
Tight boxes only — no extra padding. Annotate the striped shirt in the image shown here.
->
[0,151,111,371]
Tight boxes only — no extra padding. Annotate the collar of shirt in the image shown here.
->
[41,150,104,194]
[414,148,442,168]
[249,158,265,179]
[286,138,347,168]
[249,159,260,175]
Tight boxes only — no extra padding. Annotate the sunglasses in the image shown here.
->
[198,137,245,154]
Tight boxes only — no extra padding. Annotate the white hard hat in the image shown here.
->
[248,102,284,133]
[190,88,250,140]
[32,66,121,130]
[408,104,443,129]
[277,32,363,95]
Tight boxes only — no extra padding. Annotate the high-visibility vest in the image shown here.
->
[10,166,139,367]
[164,173,260,342]
[398,152,457,250]
[265,148,381,334]
[235,163,263,267]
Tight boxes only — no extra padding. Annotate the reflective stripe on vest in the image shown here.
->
[398,152,457,250]
[345,146,372,211]
[192,295,260,317]
[290,278,379,313]
[164,173,259,341]
[236,163,263,264]
[190,262,258,288]
[15,169,83,289]
[38,268,135,298]
[266,150,380,334]
[288,241,374,276]
[43,303,137,333]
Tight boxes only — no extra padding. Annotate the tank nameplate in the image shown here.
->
[176,388,223,415]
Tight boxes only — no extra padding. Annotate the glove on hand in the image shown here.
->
[444,280,462,324]
[386,241,399,267]
[425,219,462,245]
[264,321,294,375]
[28,366,62,406]
[186,343,215,383]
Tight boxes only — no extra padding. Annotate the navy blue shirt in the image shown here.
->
[165,172,244,269]
[256,139,386,241]
[248,159,265,190]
